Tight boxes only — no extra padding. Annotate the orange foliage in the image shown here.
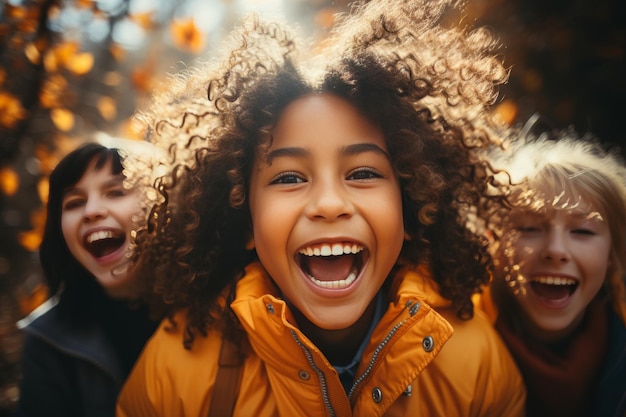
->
[76,0,94,8]
[18,206,46,252]
[43,41,94,76]
[0,91,26,128]
[34,144,58,176]
[131,65,154,93]
[6,5,26,19]
[494,99,518,126]
[38,177,49,205]
[103,71,123,87]
[18,283,49,317]
[24,42,41,65]
[18,231,42,253]
[44,41,78,72]
[0,167,19,196]
[131,12,155,30]
[16,13,39,34]
[50,108,75,132]
[109,43,127,62]
[97,96,117,121]
[66,52,94,76]
[170,18,205,53]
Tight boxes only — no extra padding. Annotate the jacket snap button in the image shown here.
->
[372,387,383,403]
[266,303,275,314]
[298,370,310,380]
[422,335,434,352]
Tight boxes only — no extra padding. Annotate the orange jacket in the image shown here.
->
[117,262,525,417]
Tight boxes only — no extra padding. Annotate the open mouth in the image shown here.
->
[296,242,367,289]
[529,276,578,301]
[84,230,126,258]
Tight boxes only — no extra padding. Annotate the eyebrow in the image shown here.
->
[266,142,390,164]
[63,174,125,197]
[516,207,604,223]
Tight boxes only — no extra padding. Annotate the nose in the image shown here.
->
[541,229,570,263]
[82,197,107,222]
[305,178,354,221]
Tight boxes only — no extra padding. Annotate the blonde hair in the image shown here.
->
[491,131,626,323]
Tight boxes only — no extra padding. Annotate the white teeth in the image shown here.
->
[299,243,363,257]
[533,276,577,286]
[86,230,114,243]
[309,271,357,289]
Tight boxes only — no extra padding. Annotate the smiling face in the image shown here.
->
[61,159,140,299]
[496,186,611,342]
[248,93,404,331]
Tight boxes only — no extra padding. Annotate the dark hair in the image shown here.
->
[39,142,123,316]
[131,0,510,348]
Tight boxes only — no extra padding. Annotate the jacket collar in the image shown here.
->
[231,262,454,402]
[22,300,124,383]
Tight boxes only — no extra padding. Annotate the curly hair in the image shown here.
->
[128,0,511,349]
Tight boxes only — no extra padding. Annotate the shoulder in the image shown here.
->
[437,307,506,353]
[595,310,626,417]
[417,306,526,417]
[126,310,223,382]
[436,307,523,384]
[117,311,226,416]
[17,296,61,333]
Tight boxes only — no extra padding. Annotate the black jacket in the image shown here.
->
[15,294,156,417]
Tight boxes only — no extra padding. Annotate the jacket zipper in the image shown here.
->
[291,329,337,417]
[290,300,421,415]
[348,300,420,403]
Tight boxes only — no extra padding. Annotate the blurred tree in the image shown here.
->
[471,0,626,149]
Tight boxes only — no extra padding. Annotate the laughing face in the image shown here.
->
[61,159,140,299]
[248,93,404,331]
[496,187,611,342]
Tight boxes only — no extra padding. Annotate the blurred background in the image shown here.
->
[0,0,624,414]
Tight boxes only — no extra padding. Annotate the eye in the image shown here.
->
[572,228,595,235]
[62,198,85,210]
[347,167,382,181]
[106,187,128,198]
[515,225,541,233]
[270,171,305,185]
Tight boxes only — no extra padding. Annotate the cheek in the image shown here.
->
[119,201,142,227]
[370,195,404,260]
[251,197,292,251]
[60,214,75,244]
[60,215,81,259]
[587,242,612,280]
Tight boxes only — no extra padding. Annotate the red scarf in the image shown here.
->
[495,299,609,417]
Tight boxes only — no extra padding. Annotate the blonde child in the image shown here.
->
[482,128,626,417]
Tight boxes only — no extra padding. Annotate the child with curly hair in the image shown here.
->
[480,126,626,417]
[117,0,525,415]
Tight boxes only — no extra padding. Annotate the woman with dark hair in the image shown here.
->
[16,142,158,417]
